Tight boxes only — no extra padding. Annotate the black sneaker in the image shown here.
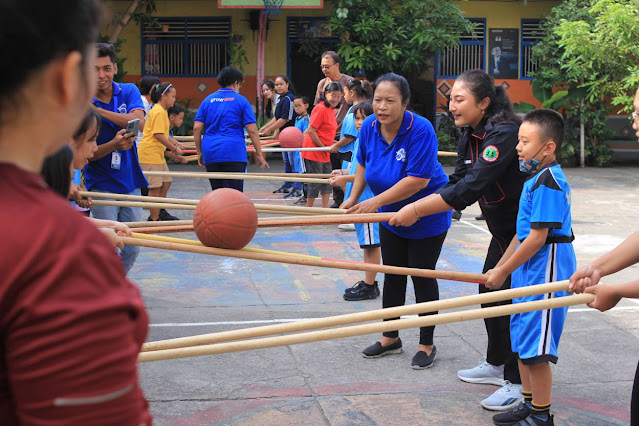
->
[452,209,462,220]
[362,338,402,358]
[273,185,292,194]
[293,196,307,206]
[284,189,303,199]
[513,413,553,426]
[411,346,437,369]
[344,281,379,301]
[147,215,159,222]
[493,402,532,425]
[476,213,485,221]
[159,209,180,221]
[330,202,340,208]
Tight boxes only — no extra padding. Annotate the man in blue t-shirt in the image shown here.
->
[85,43,147,273]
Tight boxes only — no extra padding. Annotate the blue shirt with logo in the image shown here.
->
[357,111,451,239]
[339,105,357,153]
[195,88,257,164]
[85,81,148,193]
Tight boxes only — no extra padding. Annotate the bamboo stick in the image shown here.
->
[138,293,593,362]
[133,225,195,233]
[258,213,394,227]
[121,237,487,284]
[143,170,329,184]
[131,232,319,260]
[142,281,571,352]
[82,191,345,215]
[91,200,196,210]
[127,220,193,228]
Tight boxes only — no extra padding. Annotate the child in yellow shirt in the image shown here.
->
[137,82,183,221]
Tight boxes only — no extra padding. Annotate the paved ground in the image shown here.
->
[132,159,639,425]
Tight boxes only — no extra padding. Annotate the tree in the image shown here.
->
[107,0,157,43]
[327,0,474,79]
[531,0,639,166]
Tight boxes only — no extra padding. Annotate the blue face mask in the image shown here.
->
[518,145,547,174]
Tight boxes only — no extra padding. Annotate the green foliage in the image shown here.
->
[528,0,639,166]
[327,0,474,78]
[229,34,249,74]
[435,103,461,166]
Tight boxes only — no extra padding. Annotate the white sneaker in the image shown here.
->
[337,223,356,231]
[457,357,506,385]
[480,381,523,411]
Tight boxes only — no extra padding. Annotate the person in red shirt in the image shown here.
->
[0,1,152,424]
[301,81,343,208]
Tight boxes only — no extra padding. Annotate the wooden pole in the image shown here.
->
[143,170,329,184]
[138,293,593,362]
[133,225,195,233]
[121,237,487,284]
[142,281,571,351]
[258,213,395,227]
[91,200,196,210]
[130,232,319,260]
[127,220,193,228]
[83,191,345,215]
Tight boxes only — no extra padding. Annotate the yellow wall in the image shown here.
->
[458,0,557,26]
[103,0,330,77]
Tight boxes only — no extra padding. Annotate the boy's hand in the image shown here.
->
[328,175,348,187]
[585,283,621,312]
[569,264,602,293]
[389,204,419,227]
[114,129,134,150]
[485,267,508,290]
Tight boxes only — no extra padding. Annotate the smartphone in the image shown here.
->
[125,118,140,137]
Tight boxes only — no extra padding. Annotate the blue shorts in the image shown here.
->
[355,221,380,248]
[510,242,576,364]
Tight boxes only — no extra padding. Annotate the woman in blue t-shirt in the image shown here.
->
[193,67,268,192]
[343,73,452,370]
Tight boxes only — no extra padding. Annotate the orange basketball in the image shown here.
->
[278,126,304,148]
[193,189,258,250]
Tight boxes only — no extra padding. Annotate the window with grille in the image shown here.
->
[142,18,231,77]
[521,19,543,80]
[438,19,485,78]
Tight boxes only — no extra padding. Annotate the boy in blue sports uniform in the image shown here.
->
[328,101,381,301]
[292,96,310,205]
[485,109,575,426]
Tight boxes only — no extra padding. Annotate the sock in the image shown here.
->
[531,401,551,421]
[522,391,533,409]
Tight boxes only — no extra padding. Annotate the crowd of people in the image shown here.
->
[5,2,639,424]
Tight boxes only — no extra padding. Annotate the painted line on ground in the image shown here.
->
[458,219,491,235]
[149,305,639,327]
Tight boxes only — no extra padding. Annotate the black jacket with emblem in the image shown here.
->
[439,120,527,248]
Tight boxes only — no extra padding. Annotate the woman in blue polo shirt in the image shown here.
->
[193,66,268,192]
[343,73,451,370]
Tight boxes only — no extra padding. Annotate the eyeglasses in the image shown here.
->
[320,63,336,70]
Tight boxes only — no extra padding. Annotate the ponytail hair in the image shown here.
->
[275,74,296,96]
[319,81,343,108]
[456,70,520,125]
[151,82,173,104]
[41,145,74,198]
[347,79,372,100]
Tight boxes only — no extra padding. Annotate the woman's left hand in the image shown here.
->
[485,267,508,290]
[346,197,381,214]
[389,204,419,227]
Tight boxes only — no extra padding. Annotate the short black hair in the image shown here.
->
[523,109,565,152]
[373,73,410,104]
[354,101,373,118]
[0,0,100,124]
[294,95,310,105]
[72,109,101,143]
[168,103,185,116]
[318,82,342,108]
[96,42,117,63]
[322,51,341,65]
[217,66,244,87]
[139,75,161,97]
[41,145,74,198]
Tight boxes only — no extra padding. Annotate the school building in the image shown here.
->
[104,0,561,116]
